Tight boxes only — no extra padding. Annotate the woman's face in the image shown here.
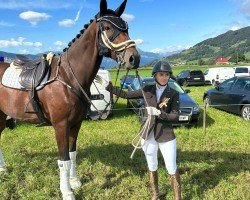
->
[155,71,170,86]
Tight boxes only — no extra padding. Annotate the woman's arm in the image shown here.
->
[106,83,143,99]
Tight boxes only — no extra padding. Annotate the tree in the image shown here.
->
[206,58,216,65]
[198,59,205,66]
[229,53,246,64]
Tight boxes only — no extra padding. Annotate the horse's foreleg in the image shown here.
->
[69,123,82,190]
[54,124,75,200]
[0,111,7,172]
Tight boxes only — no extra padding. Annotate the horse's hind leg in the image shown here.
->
[69,123,82,190]
[0,111,7,172]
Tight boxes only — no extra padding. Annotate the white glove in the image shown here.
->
[146,107,161,116]
[95,75,109,88]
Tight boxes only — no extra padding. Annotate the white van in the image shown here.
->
[204,67,235,86]
[88,69,113,120]
[233,66,250,77]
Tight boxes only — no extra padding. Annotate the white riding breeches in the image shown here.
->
[141,133,177,175]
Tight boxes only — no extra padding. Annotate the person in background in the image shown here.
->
[98,60,181,199]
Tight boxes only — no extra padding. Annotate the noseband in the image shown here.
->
[96,15,136,59]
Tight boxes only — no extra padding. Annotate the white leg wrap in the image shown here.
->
[0,149,7,172]
[58,160,75,200]
[69,151,82,190]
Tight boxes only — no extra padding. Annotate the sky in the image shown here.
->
[0,0,250,55]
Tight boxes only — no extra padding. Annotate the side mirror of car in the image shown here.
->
[184,89,191,93]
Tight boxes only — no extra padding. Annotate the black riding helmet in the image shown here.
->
[152,60,172,76]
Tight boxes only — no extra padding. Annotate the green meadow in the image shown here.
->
[0,67,249,200]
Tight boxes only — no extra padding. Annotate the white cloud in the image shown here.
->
[58,7,82,28]
[0,20,14,27]
[121,13,135,22]
[19,11,51,26]
[19,49,29,54]
[134,38,144,45]
[74,7,82,22]
[54,40,65,46]
[33,42,42,47]
[0,37,43,48]
[58,19,75,27]
[230,21,245,31]
[151,45,190,54]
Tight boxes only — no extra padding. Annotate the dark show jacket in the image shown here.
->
[106,83,180,143]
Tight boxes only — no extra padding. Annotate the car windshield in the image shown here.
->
[121,75,136,82]
[132,77,185,94]
[204,70,208,75]
[168,80,185,94]
[190,70,203,76]
[235,67,248,73]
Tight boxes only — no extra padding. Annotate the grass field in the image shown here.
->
[0,67,249,200]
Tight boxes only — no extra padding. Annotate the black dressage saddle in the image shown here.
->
[14,55,48,90]
[13,55,50,126]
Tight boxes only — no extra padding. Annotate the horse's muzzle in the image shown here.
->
[124,50,140,69]
[129,54,140,69]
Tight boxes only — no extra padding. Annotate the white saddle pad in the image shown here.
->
[2,66,49,90]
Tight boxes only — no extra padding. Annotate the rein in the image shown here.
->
[52,14,137,119]
[130,70,151,159]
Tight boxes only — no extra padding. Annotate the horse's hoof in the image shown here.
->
[70,178,82,190]
[63,191,75,200]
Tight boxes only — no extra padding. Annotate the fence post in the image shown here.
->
[203,101,207,134]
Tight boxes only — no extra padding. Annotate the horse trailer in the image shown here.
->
[88,69,113,120]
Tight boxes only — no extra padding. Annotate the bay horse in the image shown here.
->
[0,0,140,199]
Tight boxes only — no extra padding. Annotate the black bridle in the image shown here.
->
[96,15,128,57]
[55,14,136,119]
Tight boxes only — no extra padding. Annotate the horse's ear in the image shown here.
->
[115,0,127,17]
[100,0,107,16]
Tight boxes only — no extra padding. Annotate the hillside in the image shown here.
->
[167,26,250,63]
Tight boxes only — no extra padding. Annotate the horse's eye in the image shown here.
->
[104,26,110,31]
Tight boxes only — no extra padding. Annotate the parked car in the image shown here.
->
[120,74,136,89]
[127,77,200,126]
[203,76,250,121]
[176,70,205,86]
[233,66,250,77]
[89,69,113,120]
[204,67,235,86]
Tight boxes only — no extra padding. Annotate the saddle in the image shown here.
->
[14,55,50,126]
[15,55,48,90]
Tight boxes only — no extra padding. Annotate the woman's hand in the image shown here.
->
[95,75,110,88]
[146,107,161,116]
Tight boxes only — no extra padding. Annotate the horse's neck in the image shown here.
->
[62,22,102,89]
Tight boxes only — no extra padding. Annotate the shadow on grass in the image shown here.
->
[77,144,249,199]
[195,108,215,128]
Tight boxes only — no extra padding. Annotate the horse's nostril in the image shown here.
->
[129,55,135,64]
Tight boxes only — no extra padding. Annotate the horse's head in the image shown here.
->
[96,0,140,69]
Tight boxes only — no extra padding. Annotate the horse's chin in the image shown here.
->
[124,61,140,70]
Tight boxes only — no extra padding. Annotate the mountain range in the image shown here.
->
[167,26,250,63]
[1,26,250,67]
[0,48,167,69]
